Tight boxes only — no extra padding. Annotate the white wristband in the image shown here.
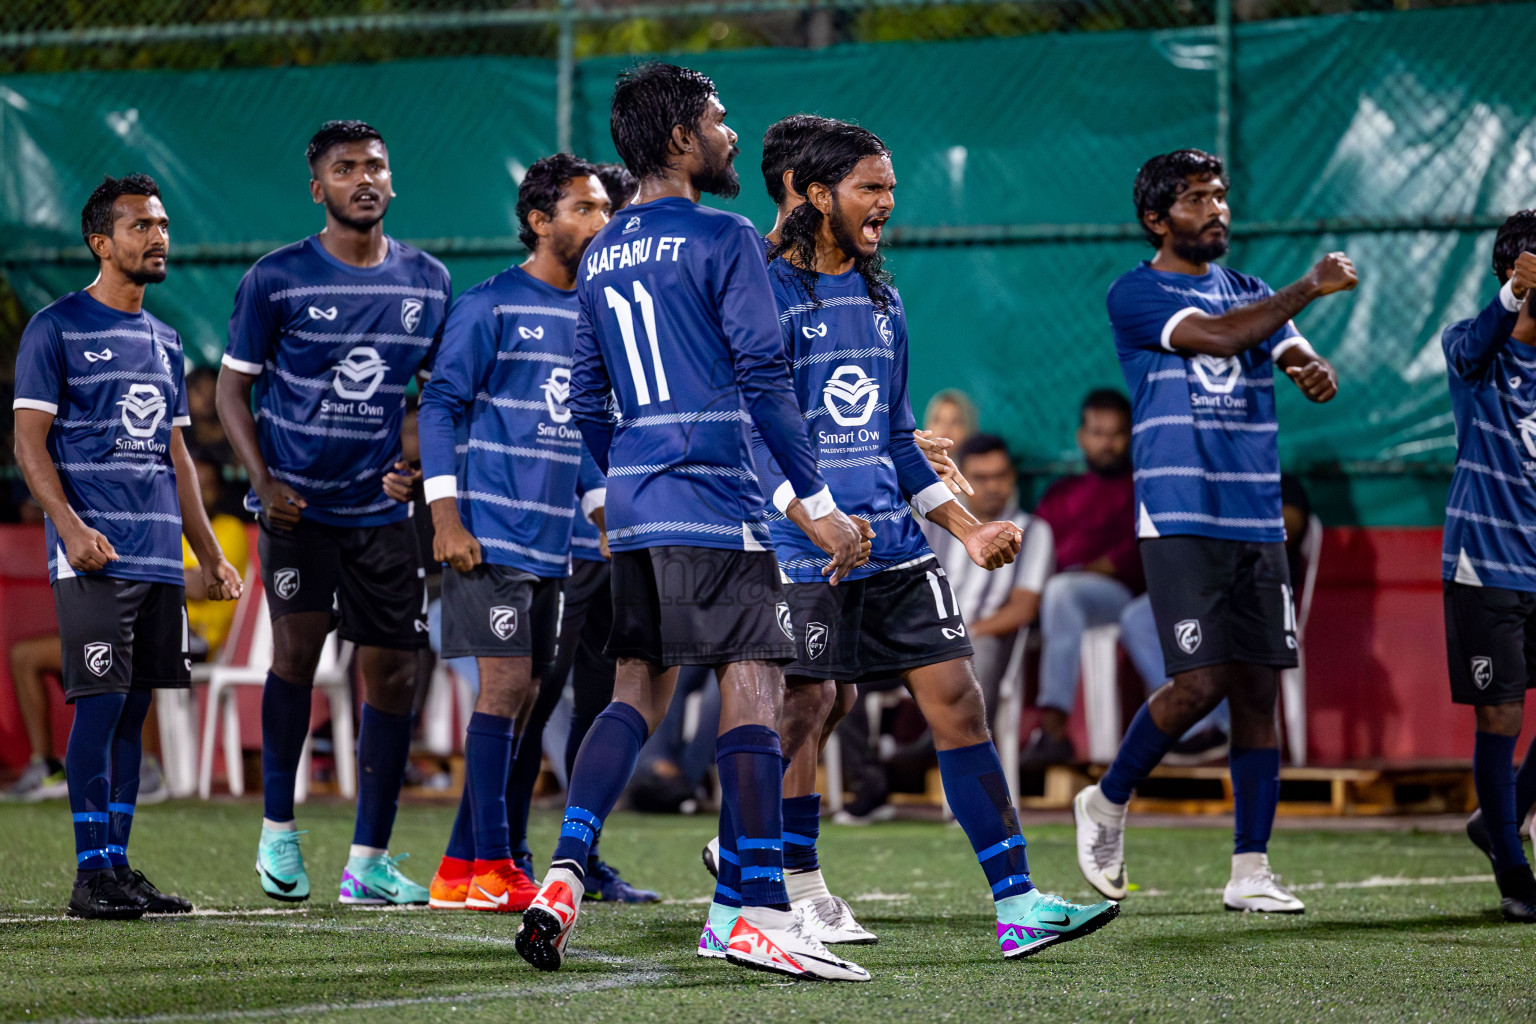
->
[798,486,837,521]
[423,475,457,505]
[1500,278,1526,314]
[910,480,956,519]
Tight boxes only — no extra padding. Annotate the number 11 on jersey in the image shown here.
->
[604,281,670,406]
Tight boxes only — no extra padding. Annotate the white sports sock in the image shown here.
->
[349,844,387,860]
[262,818,297,832]
[785,867,832,904]
[1231,852,1270,880]
[1085,786,1128,826]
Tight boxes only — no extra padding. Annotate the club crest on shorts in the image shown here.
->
[1174,618,1202,654]
[84,642,113,678]
[401,298,424,333]
[490,605,518,641]
[805,622,828,660]
[273,568,301,600]
[1471,656,1493,689]
[776,602,794,641]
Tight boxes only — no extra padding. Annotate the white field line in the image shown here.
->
[1133,873,1496,899]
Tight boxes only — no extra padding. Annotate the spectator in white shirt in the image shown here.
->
[923,433,1053,728]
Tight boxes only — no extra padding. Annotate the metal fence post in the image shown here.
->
[556,0,576,155]
[1215,0,1232,167]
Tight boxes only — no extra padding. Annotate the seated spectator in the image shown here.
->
[4,635,67,801]
[183,452,251,659]
[922,388,978,448]
[1025,389,1145,767]
[923,433,1053,728]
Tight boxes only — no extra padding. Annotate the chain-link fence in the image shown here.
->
[2,0,1535,524]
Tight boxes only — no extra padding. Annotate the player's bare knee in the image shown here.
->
[1475,702,1523,737]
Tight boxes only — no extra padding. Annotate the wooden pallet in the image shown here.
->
[1011,761,1477,816]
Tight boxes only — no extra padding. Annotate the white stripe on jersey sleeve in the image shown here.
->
[13,398,59,415]
[1160,307,1202,352]
[221,353,264,375]
[910,480,954,518]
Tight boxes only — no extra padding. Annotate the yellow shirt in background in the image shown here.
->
[183,514,250,655]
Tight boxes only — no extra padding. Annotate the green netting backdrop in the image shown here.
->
[4,4,1536,524]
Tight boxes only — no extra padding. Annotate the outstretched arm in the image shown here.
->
[1166,252,1357,357]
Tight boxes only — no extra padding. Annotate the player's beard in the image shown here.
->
[828,193,888,288]
[1170,219,1229,264]
[556,231,596,280]
[124,253,168,285]
[324,192,390,233]
[696,144,741,199]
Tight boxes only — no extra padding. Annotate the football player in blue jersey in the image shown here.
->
[514,63,872,982]
[714,121,1117,959]
[417,153,623,914]
[217,120,451,907]
[14,174,242,919]
[1074,148,1355,913]
[1440,212,1536,922]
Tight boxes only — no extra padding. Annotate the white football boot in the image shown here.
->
[1073,784,1129,900]
[725,904,871,982]
[1223,853,1305,914]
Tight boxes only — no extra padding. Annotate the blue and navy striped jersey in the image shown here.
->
[1441,282,1536,591]
[753,263,951,583]
[1108,262,1302,544]
[569,197,829,552]
[418,266,604,579]
[223,236,449,527]
[13,291,191,585]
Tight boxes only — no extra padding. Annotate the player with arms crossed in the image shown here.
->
[418,154,611,914]
[14,174,241,919]
[217,121,450,906]
[513,63,870,982]
[709,122,1118,959]
[1075,149,1355,912]
[1441,211,1536,923]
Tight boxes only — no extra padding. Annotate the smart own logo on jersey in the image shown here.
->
[84,643,113,678]
[333,346,389,401]
[118,383,167,438]
[822,364,880,427]
[401,298,424,334]
[1191,354,1242,394]
[489,606,518,641]
[542,368,572,424]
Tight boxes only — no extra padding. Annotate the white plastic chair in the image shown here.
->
[1279,514,1324,765]
[420,660,476,756]
[1080,624,1124,764]
[154,688,199,798]
[992,625,1033,805]
[195,577,356,800]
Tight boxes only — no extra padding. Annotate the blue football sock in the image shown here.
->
[1515,746,1536,825]
[464,712,515,862]
[67,693,126,875]
[352,703,413,850]
[714,797,742,908]
[550,702,647,878]
[782,794,821,873]
[444,783,476,862]
[1474,731,1526,871]
[1230,746,1281,855]
[107,689,153,867]
[1099,703,1177,805]
[260,672,311,824]
[716,725,788,908]
[937,741,1034,902]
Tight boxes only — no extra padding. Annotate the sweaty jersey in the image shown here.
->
[568,197,830,552]
[755,263,951,583]
[13,291,191,585]
[1108,261,1303,544]
[1441,281,1536,591]
[223,235,450,527]
[418,266,603,579]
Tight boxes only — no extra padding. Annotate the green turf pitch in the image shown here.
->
[0,802,1531,1023]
